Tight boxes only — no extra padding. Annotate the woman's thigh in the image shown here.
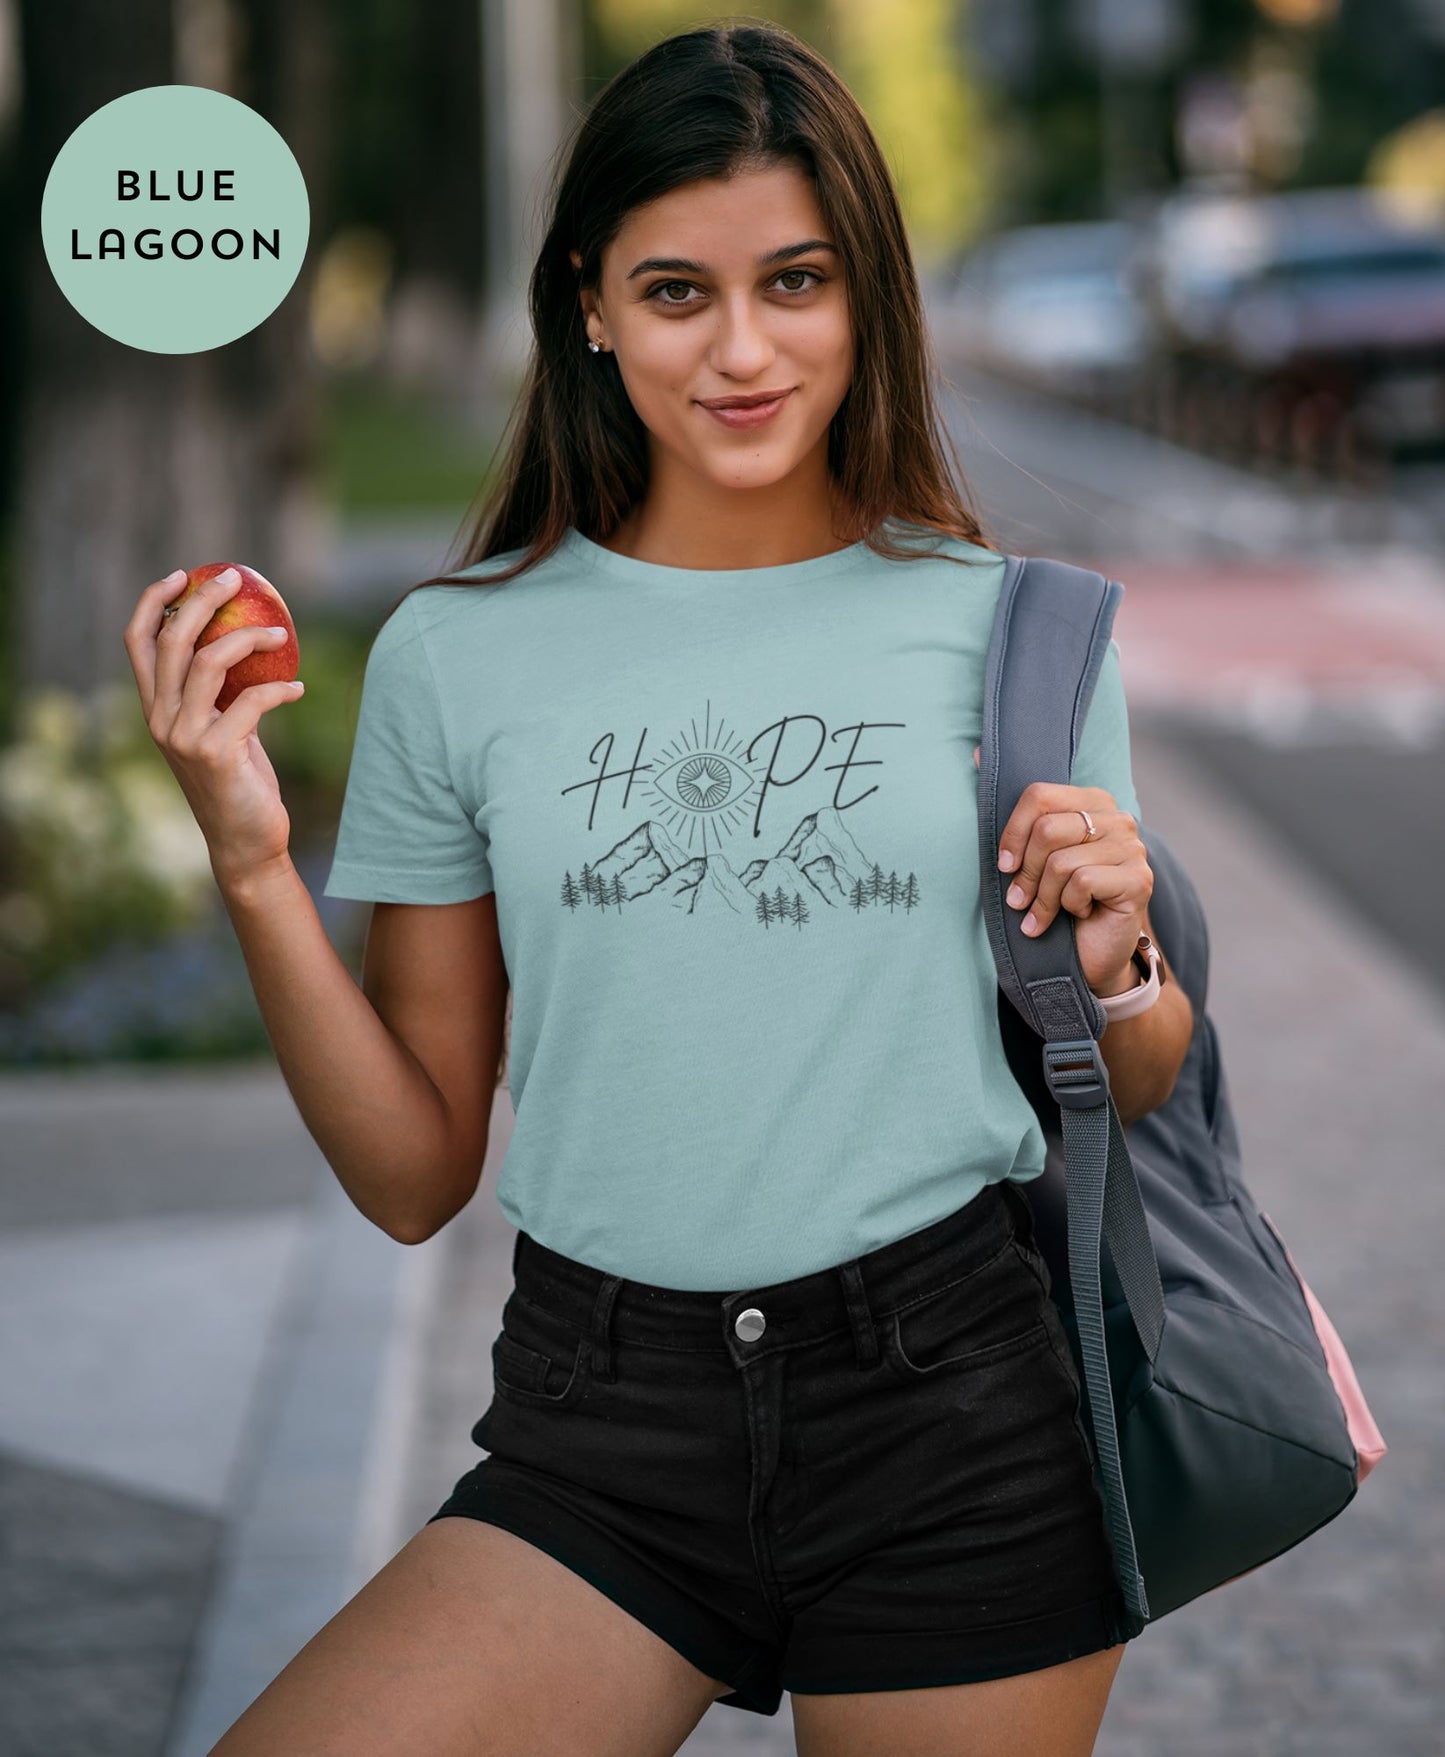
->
[208,1517,730,1757]
[792,1642,1127,1757]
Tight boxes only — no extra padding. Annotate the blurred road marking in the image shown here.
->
[1096,553,1445,744]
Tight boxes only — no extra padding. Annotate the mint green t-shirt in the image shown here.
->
[322,524,1141,1290]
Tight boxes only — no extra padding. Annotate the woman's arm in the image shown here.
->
[126,565,503,1243]
[218,854,506,1243]
[1094,913,1195,1129]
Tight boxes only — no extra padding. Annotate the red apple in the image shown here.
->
[169,562,299,711]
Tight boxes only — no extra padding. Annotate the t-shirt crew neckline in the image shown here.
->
[560,523,882,586]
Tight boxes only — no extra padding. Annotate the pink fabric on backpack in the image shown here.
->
[1216,1213,1388,1596]
[1260,1211,1387,1479]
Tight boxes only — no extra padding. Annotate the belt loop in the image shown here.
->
[837,1259,880,1368]
[588,1274,624,1383]
[999,1178,1034,1247]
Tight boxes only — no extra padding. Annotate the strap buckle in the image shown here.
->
[1041,1037,1110,1109]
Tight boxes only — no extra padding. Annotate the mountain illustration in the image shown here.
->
[562,805,919,922]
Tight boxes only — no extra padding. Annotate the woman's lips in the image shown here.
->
[697,390,794,430]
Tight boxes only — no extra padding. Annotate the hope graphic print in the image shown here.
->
[557,701,923,926]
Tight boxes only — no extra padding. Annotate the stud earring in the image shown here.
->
[587,339,601,354]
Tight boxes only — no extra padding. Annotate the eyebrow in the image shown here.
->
[625,239,839,281]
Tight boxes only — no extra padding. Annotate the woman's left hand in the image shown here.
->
[974,746,1152,998]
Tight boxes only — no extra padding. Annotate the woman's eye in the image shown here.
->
[646,268,824,307]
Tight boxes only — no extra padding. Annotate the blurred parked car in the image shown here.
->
[1136,186,1445,455]
[935,220,1153,396]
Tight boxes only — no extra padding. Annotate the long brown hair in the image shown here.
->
[394,17,996,611]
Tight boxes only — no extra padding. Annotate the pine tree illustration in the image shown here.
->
[609,873,626,910]
[589,869,609,908]
[885,870,901,910]
[580,861,596,900]
[902,872,921,912]
[561,871,582,911]
[792,891,809,929]
[773,883,790,917]
[756,892,773,928]
[849,875,869,912]
[868,862,885,904]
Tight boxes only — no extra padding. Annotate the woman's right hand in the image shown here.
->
[124,565,306,889]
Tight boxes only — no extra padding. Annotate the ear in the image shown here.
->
[570,249,594,319]
[575,281,602,336]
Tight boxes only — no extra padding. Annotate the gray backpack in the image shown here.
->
[981,553,1387,1637]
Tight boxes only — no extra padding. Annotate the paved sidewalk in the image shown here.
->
[1,714,1439,1755]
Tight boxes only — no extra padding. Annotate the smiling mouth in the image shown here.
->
[697,389,795,409]
[695,389,796,429]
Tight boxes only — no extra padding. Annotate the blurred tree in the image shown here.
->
[588,1,832,106]
[478,0,581,390]
[9,0,334,708]
[983,0,1445,222]
[329,0,487,395]
[830,0,993,264]
[0,1,23,732]
[1295,0,1445,188]
[1367,106,1445,213]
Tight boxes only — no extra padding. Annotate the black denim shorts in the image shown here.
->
[427,1177,1131,1716]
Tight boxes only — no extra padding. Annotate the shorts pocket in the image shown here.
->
[489,1293,590,1409]
[1030,1282,1100,1473]
[882,1237,1052,1381]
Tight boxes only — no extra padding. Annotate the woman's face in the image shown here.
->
[572,161,854,494]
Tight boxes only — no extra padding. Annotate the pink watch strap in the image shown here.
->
[1095,942,1161,1020]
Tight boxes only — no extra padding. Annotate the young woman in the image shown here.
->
[127,20,1194,1756]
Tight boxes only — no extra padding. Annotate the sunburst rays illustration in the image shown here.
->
[641,699,762,860]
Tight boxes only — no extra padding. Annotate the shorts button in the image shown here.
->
[734,1306,766,1342]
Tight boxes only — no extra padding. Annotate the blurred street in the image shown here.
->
[3,357,1443,1753]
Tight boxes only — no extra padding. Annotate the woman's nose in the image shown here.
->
[708,302,775,372]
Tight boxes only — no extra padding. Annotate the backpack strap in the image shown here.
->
[979,552,1167,1628]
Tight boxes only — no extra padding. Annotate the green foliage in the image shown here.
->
[0,684,217,1005]
[829,0,995,262]
[320,372,500,513]
[0,612,374,1024]
[256,613,374,791]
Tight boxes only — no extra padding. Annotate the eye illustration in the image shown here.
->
[652,749,755,812]
[642,703,761,856]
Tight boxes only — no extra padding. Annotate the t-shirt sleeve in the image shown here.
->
[321,594,495,904]
[1069,636,1142,822]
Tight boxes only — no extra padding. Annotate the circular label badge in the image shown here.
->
[41,84,310,354]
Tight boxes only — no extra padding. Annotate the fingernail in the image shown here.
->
[1022,912,1038,934]
[998,849,1016,871]
[266,626,287,635]
[166,568,186,584]
[217,567,240,586]
[1007,884,1026,908]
